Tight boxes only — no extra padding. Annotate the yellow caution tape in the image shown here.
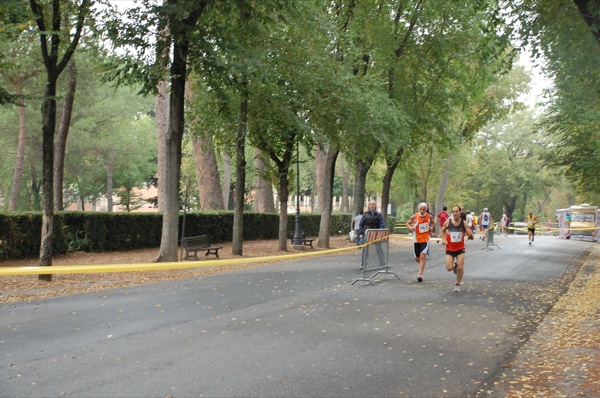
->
[0,244,364,276]
[1,232,417,276]
[508,226,599,232]
[3,224,596,276]
[390,234,443,242]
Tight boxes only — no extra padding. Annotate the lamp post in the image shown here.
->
[292,141,303,246]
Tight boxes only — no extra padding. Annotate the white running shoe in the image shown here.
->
[453,284,460,293]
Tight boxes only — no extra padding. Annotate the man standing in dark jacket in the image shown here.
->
[358,200,386,269]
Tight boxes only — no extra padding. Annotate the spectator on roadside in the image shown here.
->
[358,201,385,269]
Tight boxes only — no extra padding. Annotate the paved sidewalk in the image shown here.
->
[489,243,599,397]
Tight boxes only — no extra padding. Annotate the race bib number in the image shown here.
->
[418,222,430,233]
[527,221,534,227]
[450,231,463,243]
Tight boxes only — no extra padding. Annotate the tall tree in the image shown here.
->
[154,20,170,213]
[192,131,225,210]
[1,58,41,210]
[0,21,44,211]
[572,0,600,45]
[53,57,76,210]
[254,149,275,213]
[28,0,91,280]
[339,154,351,213]
[186,79,224,210]
[468,108,554,220]
[193,0,332,250]
[157,1,211,261]
[8,77,29,211]
[61,79,156,211]
[104,0,212,261]
[515,0,600,199]
[0,0,29,105]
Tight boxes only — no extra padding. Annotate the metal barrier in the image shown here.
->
[482,226,500,251]
[512,222,528,235]
[351,229,400,286]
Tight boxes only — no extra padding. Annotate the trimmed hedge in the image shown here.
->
[0,211,376,260]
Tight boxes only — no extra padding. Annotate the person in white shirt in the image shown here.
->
[351,210,364,245]
[466,211,474,230]
[478,208,492,241]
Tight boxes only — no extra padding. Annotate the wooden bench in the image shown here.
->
[181,234,223,260]
[287,232,315,248]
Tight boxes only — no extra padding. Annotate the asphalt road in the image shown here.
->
[0,234,594,398]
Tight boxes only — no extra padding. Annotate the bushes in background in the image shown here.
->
[0,211,362,260]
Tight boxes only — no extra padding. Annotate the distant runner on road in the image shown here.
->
[527,211,540,245]
[436,206,449,240]
[479,208,492,241]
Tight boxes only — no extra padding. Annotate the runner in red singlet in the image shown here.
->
[440,205,474,292]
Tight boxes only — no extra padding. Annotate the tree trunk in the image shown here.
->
[39,77,58,280]
[155,38,188,262]
[222,152,232,210]
[193,131,225,210]
[184,75,224,211]
[310,165,316,213]
[155,109,182,261]
[8,78,26,211]
[253,129,295,249]
[30,0,90,280]
[381,149,403,219]
[232,94,248,255]
[106,154,114,211]
[54,58,76,211]
[353,154,374,216]
[434,155,452,220]
[154,0,210,261]
[277,167,290,251]
[317,145,339,248]
[155,80,169,213]
[254,148,275,213]
[573,0,600,45]
[521,192,528,221]
[31,165,41,211]
[417,149,434,204]
[504,196,517,221]
[340,153,350,213]
[315,145,327,213]
[155,12,171,213]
